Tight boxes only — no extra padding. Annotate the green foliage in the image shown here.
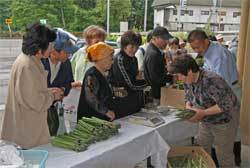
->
[129,0,154,31]
[0,0,11,31]
[106,34,119,42]
[106,34,147,44]
[0,0,154,33]
[203,13,215,36]
[109,0,131,32]
[74,0,96,9]
[68,7,97,31]
[172,32,188,40]
[10,0,78,31]
[95,0,132,32]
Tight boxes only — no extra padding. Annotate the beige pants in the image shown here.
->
[198,112,239,167]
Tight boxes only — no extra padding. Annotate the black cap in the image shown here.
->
[152,26,173,40]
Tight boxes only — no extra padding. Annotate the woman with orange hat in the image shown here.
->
[77,42,116,121]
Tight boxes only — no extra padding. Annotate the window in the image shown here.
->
[181,10,185,15]
[181,10,193,16]
[173,10,177,15]
[189,10,193,16]
[201,11,209,15]
[233,12,241,18]
[218,11,226,16]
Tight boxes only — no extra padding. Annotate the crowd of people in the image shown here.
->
[1,22,241,167]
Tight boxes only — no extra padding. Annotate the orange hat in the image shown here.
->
[87,42,114,62]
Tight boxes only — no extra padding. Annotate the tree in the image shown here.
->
[10,0,77,31]
[147,0,154,30]
[0,0,11,31]
[128,0,154,31]
[203,13,215,36]
[51,0,78,30]
[129,0,144,31]
[68,7,97,31]
[2,0,154,33]
[95,0,132,32]
[74,0,96,9]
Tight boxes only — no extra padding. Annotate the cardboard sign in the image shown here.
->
[160,86,185,108]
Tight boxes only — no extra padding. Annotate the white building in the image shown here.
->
[152,0,241,31]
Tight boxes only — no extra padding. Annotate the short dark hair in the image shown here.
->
[120,30,141,49]
[187,29,208,43]
[22,22,56,56]
[136,33,143,46]
[151,26,173,40]
[208,35,217,41]
[168,54,199,76]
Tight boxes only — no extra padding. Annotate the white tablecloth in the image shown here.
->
[36,121,169,168]
[155,113,198,145]
[37,89,198,168]
[62,89,198,144]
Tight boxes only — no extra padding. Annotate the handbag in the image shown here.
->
[47,104,59,136]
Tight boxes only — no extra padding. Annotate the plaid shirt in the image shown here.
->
[184,69,240,124]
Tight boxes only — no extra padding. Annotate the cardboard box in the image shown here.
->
[168,146,216,168]
[160,86,185,108]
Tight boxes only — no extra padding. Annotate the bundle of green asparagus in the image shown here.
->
[52,117,121,152]
[175,108,196,120]
[172,80,184,90]
[168,155,208,168]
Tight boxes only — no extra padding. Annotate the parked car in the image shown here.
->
[54,28,118,54]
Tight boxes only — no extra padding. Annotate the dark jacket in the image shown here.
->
[143,43,173,99]
[77,66,115,121]
[41,58,74,96]
[108,50,147,118]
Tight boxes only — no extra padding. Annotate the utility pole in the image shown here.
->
[178,0,182,31]
[60,0,66,28]
[144,0,148,32]
[218,0,222,31]
[213,0,217,32]
[107,0,110,34]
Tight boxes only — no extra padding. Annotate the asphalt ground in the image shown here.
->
[0,39,22,105]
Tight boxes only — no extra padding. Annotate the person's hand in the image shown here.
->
[106,110,116,121]
[136,71,144,80]
[186,101,193,109]
[71,81,82,89]
[50,87,64,101]
[188,107,206,123]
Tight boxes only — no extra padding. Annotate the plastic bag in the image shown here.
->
[0,145,23,167]
[57,102,66,135]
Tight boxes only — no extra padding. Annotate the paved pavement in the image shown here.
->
[0,39,22,105]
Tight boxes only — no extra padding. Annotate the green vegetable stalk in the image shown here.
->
[175,109,196,120]
[168,155,208,168]
[52,117,121,152]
